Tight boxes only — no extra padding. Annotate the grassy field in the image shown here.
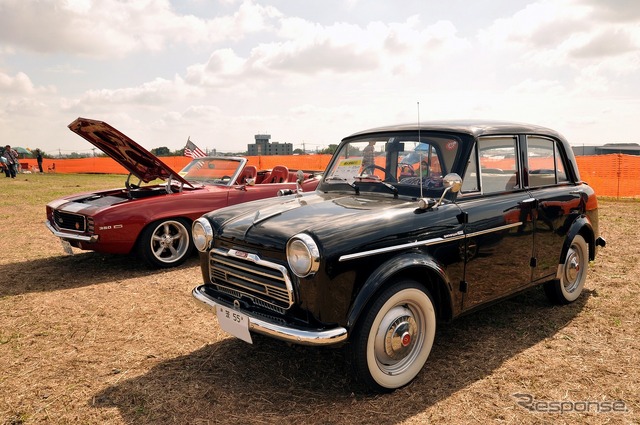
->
[1,173,638,424]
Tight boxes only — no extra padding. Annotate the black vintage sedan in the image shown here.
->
[191,120,606,392]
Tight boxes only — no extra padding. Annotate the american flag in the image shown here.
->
[184,138,206,158]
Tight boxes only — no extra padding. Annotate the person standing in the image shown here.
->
[2,145,18,178]
[36,149,43,173]
[362,140,376,169]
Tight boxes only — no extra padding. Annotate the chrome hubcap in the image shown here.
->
[564,246,582,292]
[375,306,418,365]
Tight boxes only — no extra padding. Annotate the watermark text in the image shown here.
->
[513,393,628,414]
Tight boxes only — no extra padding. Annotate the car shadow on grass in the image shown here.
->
[91,287,591,425]
[0,253,199,297]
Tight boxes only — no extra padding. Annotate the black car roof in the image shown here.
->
[344,120,566,142]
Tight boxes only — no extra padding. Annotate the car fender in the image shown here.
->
[562,215,595,262]
[346,251,453,329]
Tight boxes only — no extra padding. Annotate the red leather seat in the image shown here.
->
[263,165,289,183]
[236,165,257,184]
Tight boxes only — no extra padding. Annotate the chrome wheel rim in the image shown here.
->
[150,220,189,264]
[563,243,584,293]
[374,304,426,376]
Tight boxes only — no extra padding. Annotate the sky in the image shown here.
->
[1,0,639,156]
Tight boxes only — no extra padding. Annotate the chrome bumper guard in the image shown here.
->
[192,285,348,346]
[45,220,99,243]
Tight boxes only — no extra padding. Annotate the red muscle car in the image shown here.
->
[45,117,321,268]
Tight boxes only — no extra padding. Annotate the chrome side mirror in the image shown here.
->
[442,173,462,193]
[435,173,462,206]
[417,173,463,210]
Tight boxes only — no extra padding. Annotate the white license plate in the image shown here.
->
[60,240,74,255]
[216,305,253,344]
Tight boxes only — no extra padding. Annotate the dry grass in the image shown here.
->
[1,173,638,424]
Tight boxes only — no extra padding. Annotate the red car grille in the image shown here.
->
[53,210,87,232]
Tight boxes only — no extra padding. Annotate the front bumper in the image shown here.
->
[45,220,98,243]
[192,285,348,346]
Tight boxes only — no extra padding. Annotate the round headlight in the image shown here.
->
[192,218,213,252]
[287,234,320,278]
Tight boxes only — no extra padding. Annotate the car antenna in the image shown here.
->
[415,102,438,210]
[417,101,424,199]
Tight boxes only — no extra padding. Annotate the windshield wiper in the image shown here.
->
[353,178,398,198]
[378,181,399,197]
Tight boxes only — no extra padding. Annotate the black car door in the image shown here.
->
[524,135,583,282]
[458,136,536,311]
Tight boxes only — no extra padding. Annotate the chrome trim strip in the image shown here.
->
[192,286,348,346]
[339,222,523,262]
[339,235,463,262]
[466,222,523,238]
[45,220,98,243]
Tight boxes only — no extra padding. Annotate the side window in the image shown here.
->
[478,136,519,194]
[397,140,448,184]
[555,144,568,183]
[462,143,479,193]
[527,136,568,187]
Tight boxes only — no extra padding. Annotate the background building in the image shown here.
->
[248,134,293,155]
[573,143,640,156]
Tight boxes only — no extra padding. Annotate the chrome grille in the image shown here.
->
[209,248,294,312]
[53,210,86,232]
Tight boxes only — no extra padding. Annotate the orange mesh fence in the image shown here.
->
[17,154,639,198]
[577,154,640,199]
[17,155,333,176]
[244,154,332,171]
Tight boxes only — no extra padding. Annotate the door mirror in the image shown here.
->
[443,173,463,193]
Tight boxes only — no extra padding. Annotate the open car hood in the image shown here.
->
[68,117,191,186]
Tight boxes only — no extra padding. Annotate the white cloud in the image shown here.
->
[184,14,471,91]
[61,75,198,112]
[0,71,55,94]
[478,0,640,63]
[472,0,640,116]
[0,71,37,93]
[570,28,638,58]
[4,97,48,115]
[0,0,281,59]
[581,0,640,22]
[185,48,248,87]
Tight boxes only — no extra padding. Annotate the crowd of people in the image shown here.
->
[1,145,44,178]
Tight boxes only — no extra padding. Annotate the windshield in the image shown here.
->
[178,157,244,186]
[323,133,461,196]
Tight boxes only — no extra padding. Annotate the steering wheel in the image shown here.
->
[360,164,399,183]
[360,164,386,177]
